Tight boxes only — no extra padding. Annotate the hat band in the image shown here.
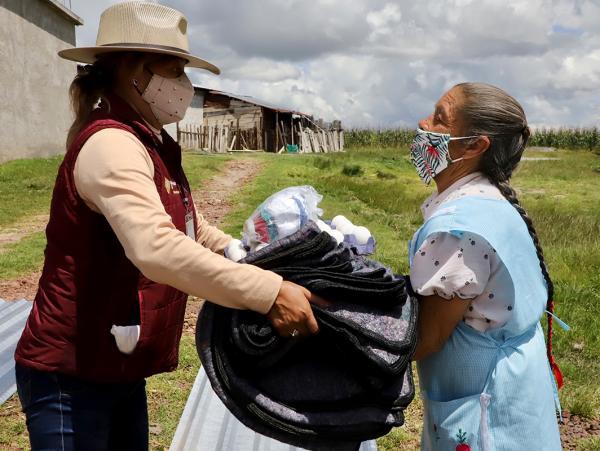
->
[101,42,191,55]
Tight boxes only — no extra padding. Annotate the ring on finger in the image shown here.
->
[290,329,299,338]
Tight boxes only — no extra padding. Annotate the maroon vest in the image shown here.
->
[15,96,196,383]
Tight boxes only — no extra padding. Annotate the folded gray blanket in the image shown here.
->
[196,222,418,450]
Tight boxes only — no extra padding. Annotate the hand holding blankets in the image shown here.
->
[196,222,418,450]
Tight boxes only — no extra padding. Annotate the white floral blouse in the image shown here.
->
[410,172,516,332]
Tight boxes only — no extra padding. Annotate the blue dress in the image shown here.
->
[409,196,561,450]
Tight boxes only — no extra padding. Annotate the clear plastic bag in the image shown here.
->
[243,186,324,251]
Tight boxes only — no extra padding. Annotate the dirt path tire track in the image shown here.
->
[0,215,49,251]
[183,158,263,335]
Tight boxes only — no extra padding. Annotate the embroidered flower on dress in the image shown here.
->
[455,429,471,451]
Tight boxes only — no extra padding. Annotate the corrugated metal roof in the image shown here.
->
[0,299,32,406]
[204,89,309,116]
[170,367,377,451]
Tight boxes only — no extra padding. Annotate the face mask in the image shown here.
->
[135,71,194,125]
[410,128,478,184]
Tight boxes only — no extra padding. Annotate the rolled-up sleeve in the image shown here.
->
[73,128,281,314]
[409,232,491,300]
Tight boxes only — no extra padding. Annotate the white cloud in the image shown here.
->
[70,0,600,127]
[224,59,302,83]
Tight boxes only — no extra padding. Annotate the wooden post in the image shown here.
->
[275,112,279,153]
[280,120,288,147]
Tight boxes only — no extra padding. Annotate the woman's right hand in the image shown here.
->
[267,281,319,338]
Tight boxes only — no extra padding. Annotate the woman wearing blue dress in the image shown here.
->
[408,83,562,450]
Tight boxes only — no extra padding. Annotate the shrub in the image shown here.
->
[313,158,333,170]
[376,170,397,179]
[341,164,364,176]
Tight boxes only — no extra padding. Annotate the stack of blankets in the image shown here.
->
[196,222,418,450]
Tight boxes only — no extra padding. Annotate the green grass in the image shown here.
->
[1,147,598,449]
[0,395,28,449]
[0,232,46,280]
[577,436,600,450]
[0,156,62,228]
[147,336,200,449]
[180,152,232,187]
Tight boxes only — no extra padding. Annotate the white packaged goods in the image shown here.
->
[240,186,375,255]
[243,186,323,251]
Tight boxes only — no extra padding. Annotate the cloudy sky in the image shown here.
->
[69,0,600,128]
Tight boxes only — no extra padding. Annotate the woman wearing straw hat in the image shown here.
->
[14,2,319,449]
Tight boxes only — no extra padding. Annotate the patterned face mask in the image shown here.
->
[410,128,478,184]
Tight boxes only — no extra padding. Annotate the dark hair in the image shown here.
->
[65,52,153,147]
[455,82,559,372]
[66,56,116,147]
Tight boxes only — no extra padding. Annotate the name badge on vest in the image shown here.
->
[185,212,195,240]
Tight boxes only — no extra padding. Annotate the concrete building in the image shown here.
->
[0,0,82,163]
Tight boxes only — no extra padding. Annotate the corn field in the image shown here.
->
[344,129,414,148]
[345,127,600,151]
[528,127,599,151]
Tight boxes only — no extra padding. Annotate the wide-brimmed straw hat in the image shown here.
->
[58,1,220,74]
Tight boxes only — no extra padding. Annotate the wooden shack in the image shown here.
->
[177,88,344,153]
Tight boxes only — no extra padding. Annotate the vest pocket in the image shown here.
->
[422,392,491,451]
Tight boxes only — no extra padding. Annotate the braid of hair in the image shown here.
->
[492,178,554,301]
[482,129,563,389]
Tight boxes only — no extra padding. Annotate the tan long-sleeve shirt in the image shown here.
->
[73,128,282,314]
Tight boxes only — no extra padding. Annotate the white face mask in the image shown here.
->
[136,72,194,125]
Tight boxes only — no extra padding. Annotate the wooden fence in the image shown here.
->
[177,124,262,153]
[177,123,344,153]
[296,126,344,153]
